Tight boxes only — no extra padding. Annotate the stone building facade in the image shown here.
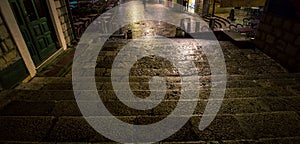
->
[254,0,300,72]
[0,14,21,71]
[55,0,74,45]
[0,13,27,89]
[0,0,74,89]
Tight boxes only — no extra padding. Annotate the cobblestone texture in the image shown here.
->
[0,14,21,71]
[0,1,300,143]
[255,11,300,72]
[55,0,74,44]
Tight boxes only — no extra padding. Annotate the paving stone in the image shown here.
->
[191,115,248,141]
[163,120,202,142]
[3,142,54,144]
[41,84,73,90]
[89,116,136,142]
[283,97,300,112]
[235,112,300,139]
[224,88,271,98]
[258,97,296,112]
[0,116,54,141]
[0,99,11,110]
[256,137,300,144]
[161,142,207,144]
[1,1,300,143]
[0,101,55,116]
[225,80,259,88]
[0,89,14,99]
[30,77,72,84]
[9,90,75,101]
[46,116,100,142]
[217,98,270,114]
[15,82,45,90]
[221,139,257,144]
[52,101,82,116]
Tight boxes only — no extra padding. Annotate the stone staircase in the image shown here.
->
[202,15,231,29]
[0,40,300,143]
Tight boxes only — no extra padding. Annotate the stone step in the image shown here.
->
[5,85,298,102]
[0,111,299,142]
[1,96,299,117]
[18,79,298,91]
[22,71,300,84]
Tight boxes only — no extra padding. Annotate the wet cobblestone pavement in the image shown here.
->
[1,1,300,143]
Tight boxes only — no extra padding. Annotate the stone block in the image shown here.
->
[286,44,298,57]
[269,45,280,58]
[61,8,67,15]
[0,58,6,70]
[191,115,248,141]
[4,50,19,62]
[1,41,9,52]
[4,38,15,50]
[297,61,300,72]
[265,14,273,24]
[283,20,293,31]
[66,23,72,30]
[63,31,68,38]
[295,36,300,46]
[65,36,71,44]
[61,23,67,31]
[0,101,55,116]
[274,28,282,38]
[60,0,66,6]
[266,34,275,44]
[235,112,300,139]
[282,32,296,43]
[292,22,300,35]
[255,30,261,39]
[55,0,61,8]
[59,16,65,24]
[67,29,73,35]
[254,39,265,49]
[262,44,271,54]
[275,39,287,51]
[219,98,270,114]
[46,117,100,142]
[56,9,61,17]
[259,23,273,33]
[288,59,297,68]
[260,32,266,40]
[52,101,81,116]
[0,25,9,39]
[258,137,300,144]
[272,17,283,27]
[261,13,267,22]
[277,52,288,66]
[0,116,54,141]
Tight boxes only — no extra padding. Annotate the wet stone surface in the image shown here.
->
[0,1,300,143]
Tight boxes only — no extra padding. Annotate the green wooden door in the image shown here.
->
[9,0,57,65]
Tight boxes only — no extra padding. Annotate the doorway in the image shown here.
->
[9,0,58,65]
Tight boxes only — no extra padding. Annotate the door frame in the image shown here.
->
[0,0,67,77]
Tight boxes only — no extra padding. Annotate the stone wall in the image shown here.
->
[0,14,21,71]
[254,5,300,72]
[194,0,204,16]
[54,0,74,45]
